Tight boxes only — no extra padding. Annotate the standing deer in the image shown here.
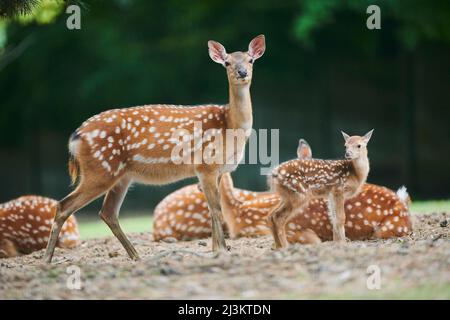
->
[268,130,374,248]
[43,35,266,262]
[153,137,412,243]
[0,196,79,258]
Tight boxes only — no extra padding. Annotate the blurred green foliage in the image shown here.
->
[0,0,449,205]
[2,0,449,142]
[17,0,65,24]
[0,0,64,27]
[295,0,450,49]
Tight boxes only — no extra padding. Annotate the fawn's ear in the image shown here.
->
[341,131,350,142]
[208,40,228,65]
[248,35,265,60]
[363,129,374,144]
[297,139,312,159]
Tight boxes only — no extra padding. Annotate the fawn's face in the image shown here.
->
[342,130,374,159]
[208,35,265,86]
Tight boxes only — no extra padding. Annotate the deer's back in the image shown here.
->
[72,104,230,182]
[272,159,354,194]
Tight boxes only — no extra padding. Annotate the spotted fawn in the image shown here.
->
[268,130,374,248]
[43,35,266,262]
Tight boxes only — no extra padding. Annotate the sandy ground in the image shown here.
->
[0,212,449,299]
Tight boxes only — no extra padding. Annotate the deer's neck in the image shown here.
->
[352,154,370,184]
[226,84,253,131]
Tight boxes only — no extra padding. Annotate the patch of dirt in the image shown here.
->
[1,213,449,299]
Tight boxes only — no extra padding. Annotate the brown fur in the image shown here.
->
[68,156,80,186]
[268,130,374,248]
[0,196,80,258]
[152,137,412,245]
[43,35,266,263]
[152,175,412,244]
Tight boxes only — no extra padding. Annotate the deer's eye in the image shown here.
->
[357,144,361,148]
[249,59,254,64]
[224,61,230,67]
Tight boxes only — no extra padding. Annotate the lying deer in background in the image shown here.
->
[0,196,79,258]
[153,138,412,243]
[152,175,271,241]
[44,35,266,262]
[269,130,374,248]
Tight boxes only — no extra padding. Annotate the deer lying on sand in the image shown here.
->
[153,137,412,243]
[268,130,374,248]
[0,196,79,258]
[152,175,273,241]
[43,35,266,262]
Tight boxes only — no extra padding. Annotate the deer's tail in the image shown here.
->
[396,186,411,208]
[68,132,81,187]
[397,185,415,231]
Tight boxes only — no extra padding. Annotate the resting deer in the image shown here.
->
[43,35,266,262]
[153,137,412,243]
[268,130,374,248]
[0,196,79,258]
[152,174,272,241]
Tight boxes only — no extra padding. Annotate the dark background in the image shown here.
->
[0,0,449,214]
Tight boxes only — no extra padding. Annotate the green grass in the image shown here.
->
[75,200,450,240]
[77,213,153,239]
[349,283,450,299]
[299,283,450,300]
[410,200,450,214]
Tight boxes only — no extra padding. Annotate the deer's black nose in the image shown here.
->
[238,69,247,78]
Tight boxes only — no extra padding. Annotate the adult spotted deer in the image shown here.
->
[153,138,412,243]
[269,130,374,248]
[0,196,79,258]
[44,35,266,262]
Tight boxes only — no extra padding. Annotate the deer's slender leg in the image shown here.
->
[44,178,116,263]
[331,192,346,242]
[197,170,227,252]
[268,201,292,248]
[327,193,336,226]
[268,201,284,248]
[99,177,139,260]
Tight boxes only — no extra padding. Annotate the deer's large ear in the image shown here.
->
[297,139,312,159]
[208,40,228,65]
[248,35,265,60]
[341,131,350,142]
[363,129,374,144]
